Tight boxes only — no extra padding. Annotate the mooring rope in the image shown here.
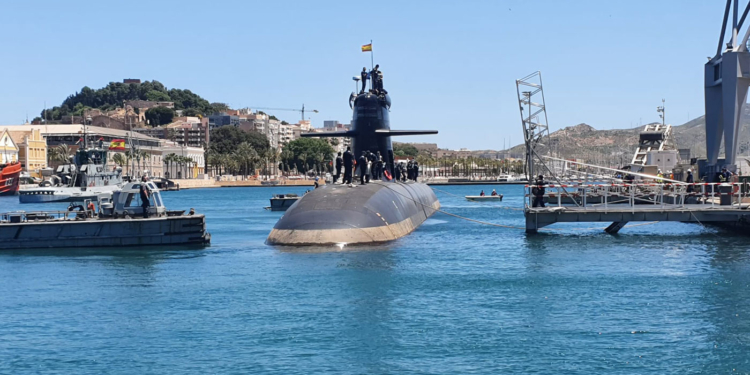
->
[383,183,659,232]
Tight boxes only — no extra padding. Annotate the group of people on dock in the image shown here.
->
[332,146,419,186]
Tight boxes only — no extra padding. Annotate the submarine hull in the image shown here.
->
[267,181,439,246]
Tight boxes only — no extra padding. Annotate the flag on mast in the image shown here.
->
[109,139,126,151]
[361,43,372,52]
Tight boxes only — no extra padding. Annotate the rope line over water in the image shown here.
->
[391,183,660,232]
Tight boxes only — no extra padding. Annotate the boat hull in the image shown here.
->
[0,215,210,250]
[465,195,503,201]
[268,197,301,211]
[267,181,439,246]
[0,162,22,196]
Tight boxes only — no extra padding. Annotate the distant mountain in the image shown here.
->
[507,106,750,165]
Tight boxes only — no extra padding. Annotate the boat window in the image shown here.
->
[124,194,140,208]
[153,193,163,207]
[80,165,88,172]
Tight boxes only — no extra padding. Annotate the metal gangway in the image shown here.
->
[524,181,750,233]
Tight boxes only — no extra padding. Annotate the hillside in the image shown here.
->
[37,80,217,122]
[507,106,750,165]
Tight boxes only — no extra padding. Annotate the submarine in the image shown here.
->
[266,74,440,246]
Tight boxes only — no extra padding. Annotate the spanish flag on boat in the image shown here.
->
[361,43,372,52]
[109,139,126,151]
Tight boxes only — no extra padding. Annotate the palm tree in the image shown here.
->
[54,144,73,164]
[112,153,126,170]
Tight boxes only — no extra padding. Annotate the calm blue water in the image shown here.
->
[1,184,750,374]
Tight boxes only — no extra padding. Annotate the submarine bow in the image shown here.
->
[267,181,439,246]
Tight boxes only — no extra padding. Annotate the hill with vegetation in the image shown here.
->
[36,80,225,122]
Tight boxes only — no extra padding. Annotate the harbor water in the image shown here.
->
[1,185,749,374]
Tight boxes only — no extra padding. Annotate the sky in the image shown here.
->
[0,0,725,150]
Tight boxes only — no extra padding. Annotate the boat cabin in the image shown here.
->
[100,181,165,218]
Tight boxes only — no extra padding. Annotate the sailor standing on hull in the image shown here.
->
[357,152,368,185]
[343,146,354,185]
[334,152,343,184]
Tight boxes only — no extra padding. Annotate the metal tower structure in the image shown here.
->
[516,71,551,180]
[705,0,750,175]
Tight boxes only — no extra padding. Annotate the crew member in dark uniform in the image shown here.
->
[413,160,419,182]
[370,65,380,94]
[139,176,151,218]
[394,162,401,181]
[334,152,343,184]
[532,175,546,208]
[357,152,368,185]
[343,146,354,185]
[375,151,383,180]
[686,169,694,193]
[360,67,368,94]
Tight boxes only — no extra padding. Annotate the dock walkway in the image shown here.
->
[524,182,750,233]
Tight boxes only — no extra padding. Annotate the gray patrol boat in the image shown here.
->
[1,180,210,249]
[19,144,123,204]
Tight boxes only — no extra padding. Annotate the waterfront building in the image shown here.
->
[0,127,47,177]
[208,113,240,129]
[0,129,19,164]
[133,117,210,149]
[6,124,164,177]
[161,142,205,179]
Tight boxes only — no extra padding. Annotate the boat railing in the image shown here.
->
[524,182,750,210]
[0,209,94,223]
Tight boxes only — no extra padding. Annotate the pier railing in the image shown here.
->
[524,182,750,210]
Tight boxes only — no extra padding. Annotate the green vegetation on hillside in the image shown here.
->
[38,80,213,121]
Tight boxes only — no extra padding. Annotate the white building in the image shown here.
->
[0,129,19,164]
[162,142,206,179]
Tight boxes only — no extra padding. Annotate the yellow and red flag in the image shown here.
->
[109,139,126,151]
[361,43,372,52]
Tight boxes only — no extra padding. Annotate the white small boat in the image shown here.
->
[465,194,503,201]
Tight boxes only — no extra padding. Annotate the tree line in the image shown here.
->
[36,80,227,124]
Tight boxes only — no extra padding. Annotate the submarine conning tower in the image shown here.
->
[266,69,440,246]
[350,92,395,173]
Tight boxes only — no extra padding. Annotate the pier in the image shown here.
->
[524,182,750,233]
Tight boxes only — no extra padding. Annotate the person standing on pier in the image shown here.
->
[343,146,354,185]
[686,169,694,193]
[532,175,546,208]
[334,152,343,184]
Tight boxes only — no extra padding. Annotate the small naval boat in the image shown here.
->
[265,193,301,211]
[0,161,21,196]
[465,194,503,201]
[0,180,210,249]
[19,145,123,203]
